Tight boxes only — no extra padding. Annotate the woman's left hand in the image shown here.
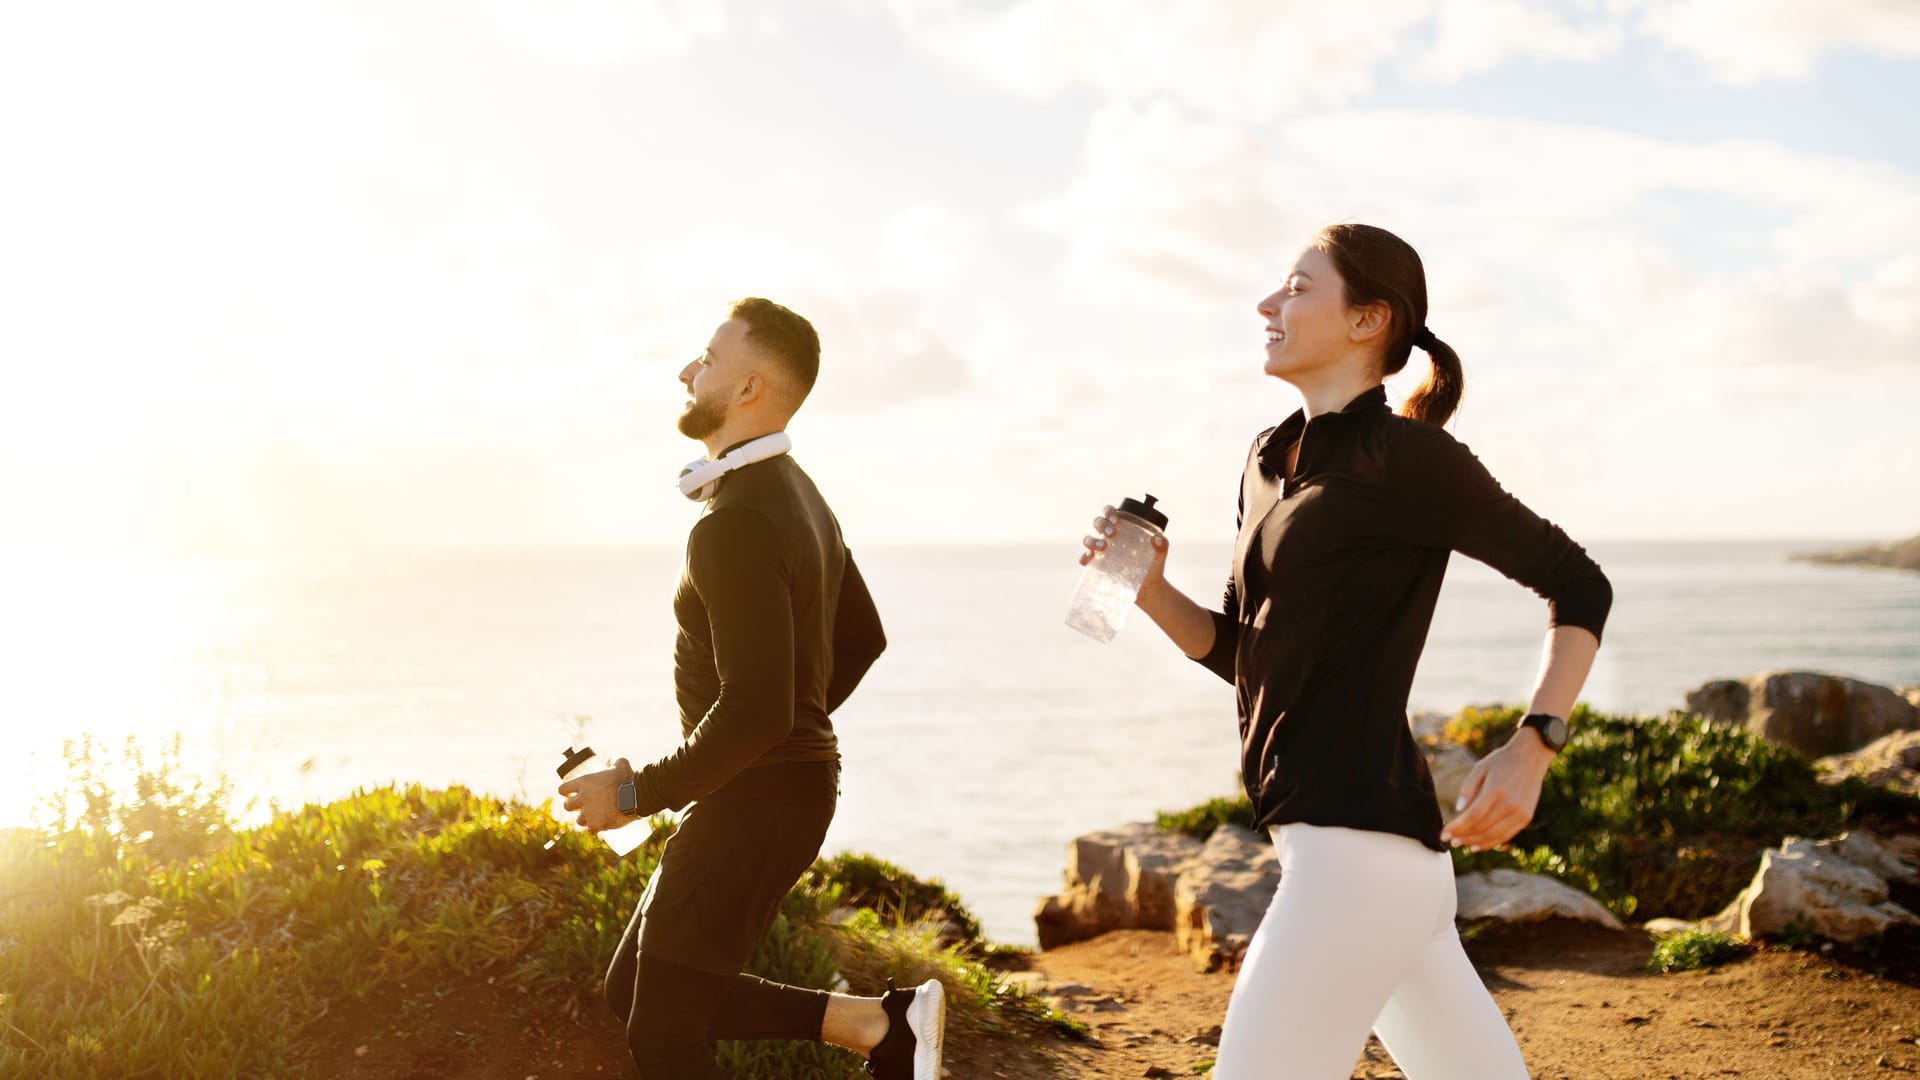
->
[1440,735,1556,851]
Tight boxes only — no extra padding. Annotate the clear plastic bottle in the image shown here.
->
[554,745,650,856]
[1066,494,1169,643]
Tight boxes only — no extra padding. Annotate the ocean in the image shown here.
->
[3,540,1917,945]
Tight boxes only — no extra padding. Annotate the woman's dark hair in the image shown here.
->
[1312,223,1463,427]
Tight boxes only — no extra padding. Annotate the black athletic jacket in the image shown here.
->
[1196,385,1611,850]
[632,453,886,815]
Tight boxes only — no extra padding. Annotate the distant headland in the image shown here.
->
[1794,535,1920,573]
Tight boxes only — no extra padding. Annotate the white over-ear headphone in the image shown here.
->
[678,432,793,502]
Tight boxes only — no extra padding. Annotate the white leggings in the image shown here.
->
[1212,824,1528,1080]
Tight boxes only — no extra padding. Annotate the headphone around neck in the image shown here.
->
[678,432,793,502]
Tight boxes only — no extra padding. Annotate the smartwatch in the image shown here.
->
[616,773,641,816]
[1519,713,1569,754]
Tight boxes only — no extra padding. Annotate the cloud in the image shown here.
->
[884,0,1624,118]
[782,289,975,413]
[887,0,1920,119]
[1634,0,1920,83]
[984,97,1920,540]
[481,0,729,65]
[874,202,983,291]
[1020,102,1920,381]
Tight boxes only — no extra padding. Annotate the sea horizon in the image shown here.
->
[3,537,1916,944]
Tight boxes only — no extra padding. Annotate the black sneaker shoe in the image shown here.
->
[864,977,946,1080]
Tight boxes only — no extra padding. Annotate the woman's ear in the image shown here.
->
[1349,302,1392,345]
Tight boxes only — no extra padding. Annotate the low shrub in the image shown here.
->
[802,852,984,947]
[1161,709,1920,923]
[1647,929,1746,972]
[0,736,1062,1079]
[1156,794,1255,839]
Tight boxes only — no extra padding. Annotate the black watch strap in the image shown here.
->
[1520,712,1569,753]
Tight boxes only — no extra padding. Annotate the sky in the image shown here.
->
[2,0,1918,554]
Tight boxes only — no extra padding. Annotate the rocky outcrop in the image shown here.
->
[1173,826,1280,972]
[1685,672,1919,757]
[1687,832,1920,944]
[1423,744,1479,823]
[1455,869,1625,930]
[1408,710,1451,743]
[1795,536,1920,573]
[1410,710,1481,824]
[1816,730,1920,794]
[1034,824,1205,950]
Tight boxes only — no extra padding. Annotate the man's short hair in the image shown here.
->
[730,297,819,403]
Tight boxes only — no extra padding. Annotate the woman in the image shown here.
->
[1080,224,1611,1079]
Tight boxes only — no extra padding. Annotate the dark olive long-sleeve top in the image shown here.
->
[632,453,885,815]
[1196,384,1611,851]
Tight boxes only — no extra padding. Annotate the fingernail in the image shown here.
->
[1094,538,1106,549]
[1454,795,1466,811]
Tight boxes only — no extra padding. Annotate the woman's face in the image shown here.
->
[1256,246,1354,382]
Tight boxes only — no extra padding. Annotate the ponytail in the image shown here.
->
[1401,329,1463,428]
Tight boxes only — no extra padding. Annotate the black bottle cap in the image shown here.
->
[1117,494,1168,529]
[558,745,596,779]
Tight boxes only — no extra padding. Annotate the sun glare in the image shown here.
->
[0,552,238,828]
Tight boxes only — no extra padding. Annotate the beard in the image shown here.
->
[676,393,727,440]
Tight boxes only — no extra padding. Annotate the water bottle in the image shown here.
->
[554,745,650,856]
[1066,494,1169,643]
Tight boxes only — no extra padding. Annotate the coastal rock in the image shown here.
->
[1715,834,1920,944]
[1455,868,1625,930]
[1408,710,1451,744]
[1686,679,1751,724]
[1815,730,1920,795]
[1828,830,1920,886]
[1034,824,1204,950]
[1422,743,1479,823]
[1796,535,1920,573]
[1642,917,1705,937]
[1174,825,1279,972]
[1685,672,1919,757]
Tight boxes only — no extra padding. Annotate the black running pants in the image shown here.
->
[603,760,839,1077]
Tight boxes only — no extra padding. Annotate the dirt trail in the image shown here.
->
[300,922,1920,1079]
[1013,923,1920,1079]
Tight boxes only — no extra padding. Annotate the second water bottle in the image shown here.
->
[1065,494,1169,643]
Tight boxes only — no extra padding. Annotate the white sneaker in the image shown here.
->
[865,977,946,1080]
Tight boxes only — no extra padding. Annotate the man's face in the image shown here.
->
[676,318,751,441]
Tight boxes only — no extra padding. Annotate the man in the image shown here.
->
[559,298,944,1078]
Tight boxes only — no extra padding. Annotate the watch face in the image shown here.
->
[1544,715,1568,748]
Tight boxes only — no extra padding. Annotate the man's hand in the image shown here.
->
[557,757,633,833]
[1440,733,1555,851]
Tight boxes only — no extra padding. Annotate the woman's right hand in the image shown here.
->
[1079,506,1172,606]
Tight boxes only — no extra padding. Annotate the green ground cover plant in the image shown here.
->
[0,738,1066,1079]
[1646,928,1747,972]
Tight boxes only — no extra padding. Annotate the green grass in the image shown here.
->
[802,852,984,946]
[1155,795,1256,839]
[1158,708,1920,923]
[1647,929,1747,973]
[0,737,1065,1079]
